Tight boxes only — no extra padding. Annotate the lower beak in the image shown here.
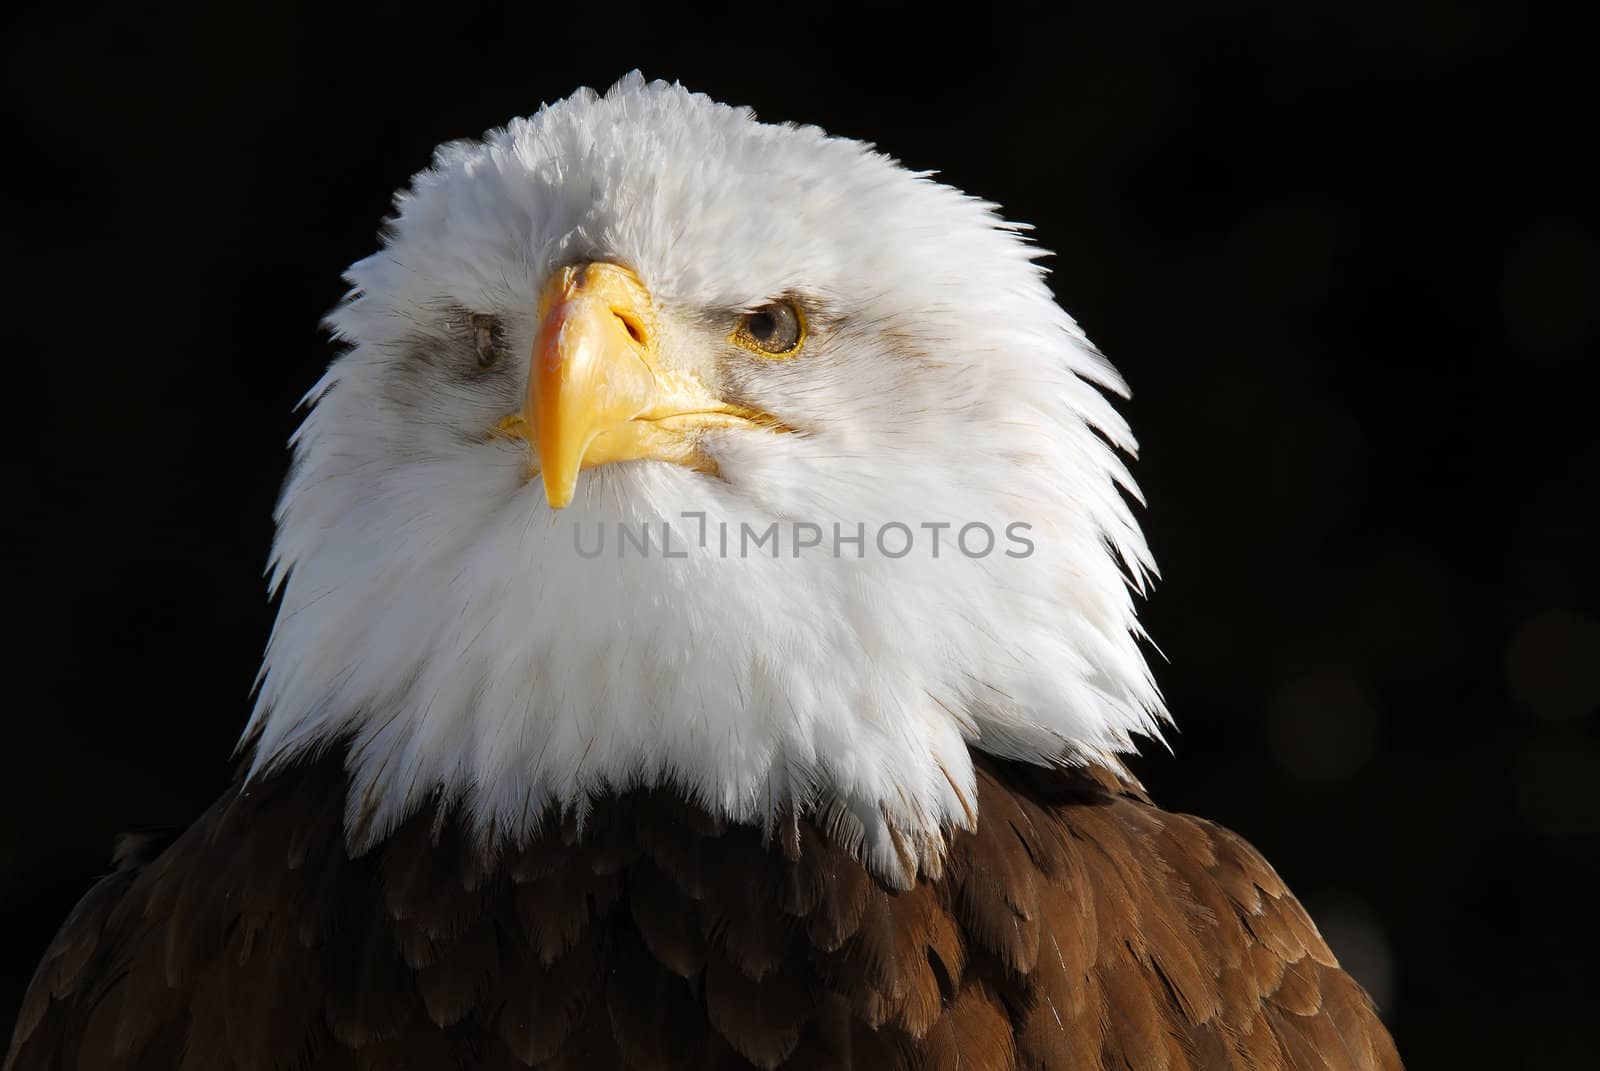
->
[512,261,778,509]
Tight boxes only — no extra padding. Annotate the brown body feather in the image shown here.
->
[6,752,1401,1070]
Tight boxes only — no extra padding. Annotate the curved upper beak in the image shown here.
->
[526,262,660,508]
[508,261,782,509]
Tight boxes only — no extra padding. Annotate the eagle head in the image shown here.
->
[248,73,1163,885]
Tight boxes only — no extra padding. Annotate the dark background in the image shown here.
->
[4,2,1596,1065]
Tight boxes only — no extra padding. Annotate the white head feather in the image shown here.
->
[246,73,1164,885]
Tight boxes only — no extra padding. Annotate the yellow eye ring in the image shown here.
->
[731,300,806,359]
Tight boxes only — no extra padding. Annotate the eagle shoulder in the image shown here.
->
[6,752,1401,1070]
[961,758,1404,1071]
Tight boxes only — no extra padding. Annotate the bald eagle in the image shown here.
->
[7,75,1402,1070]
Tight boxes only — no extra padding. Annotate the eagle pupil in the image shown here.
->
[734,300,802,356]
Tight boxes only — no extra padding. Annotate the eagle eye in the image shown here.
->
[470,313,504,369]
[732,301,805,358]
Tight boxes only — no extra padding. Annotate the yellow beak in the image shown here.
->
[514,262,776,509]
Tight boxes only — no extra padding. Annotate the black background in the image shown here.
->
[4,2,1596,1065]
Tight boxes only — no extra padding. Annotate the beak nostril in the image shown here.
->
[614,310,646,345]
